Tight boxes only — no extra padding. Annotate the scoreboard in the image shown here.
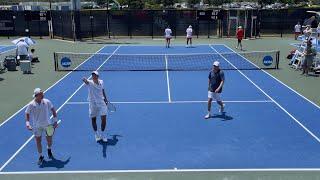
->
[24,11,50,21]
[197,10,222,20]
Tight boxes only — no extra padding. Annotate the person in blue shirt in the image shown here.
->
[205,61,225,119]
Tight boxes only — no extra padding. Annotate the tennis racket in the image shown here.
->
[46,119,61,136]
[106,101,116,112]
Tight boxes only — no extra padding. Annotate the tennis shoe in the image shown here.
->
[219,104,225,113]
[95,133,102,142]
[101,134,108,143]
[47,149,53,159]
[37,156,44,165]
[204,113,211,119]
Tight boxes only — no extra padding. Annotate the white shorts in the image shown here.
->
[208,91,222,101]
[89,102,108,118]
[33,125,51,137]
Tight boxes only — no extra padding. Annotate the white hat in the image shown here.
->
[238,26,242,29]
[33,88,42,98]
[91,71,99,76]
[213,61,220,67]
[189,25,192,28]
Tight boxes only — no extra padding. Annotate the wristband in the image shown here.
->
[26,121,30,127]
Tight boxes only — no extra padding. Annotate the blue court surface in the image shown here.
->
[0,44,320,174]
[0,45,16,53]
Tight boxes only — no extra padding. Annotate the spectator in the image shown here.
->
[303,25,313,39]
[317,23,320,37]
[29,49,39,63]
[16,39,29,62]
[236,26,244,51]
[311,16,318,29]
[302,40,316,76]
[294,22,301,40]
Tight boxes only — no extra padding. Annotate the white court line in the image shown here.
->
[52,38,76,44]
[210,45,320,143]
[0,46,121,172]
[220,44,320,110]
[164,54,171,102]
[66,100,273,105]
[0,47,16,55]
[2,168,320,174]
[0,45,108,128]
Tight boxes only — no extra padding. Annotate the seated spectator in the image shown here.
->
[303,25,313,39]
[29,49,39,63]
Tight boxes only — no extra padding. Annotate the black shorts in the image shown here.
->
[238,39,242,43]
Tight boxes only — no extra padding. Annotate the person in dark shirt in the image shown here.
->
[205,61,225,119]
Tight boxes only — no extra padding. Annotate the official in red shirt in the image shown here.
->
[236,26,244,50]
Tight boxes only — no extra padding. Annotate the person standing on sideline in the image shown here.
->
[25,88,58,165]
[16,39,29,63]
[302,40,316,76]
[205,61,225,119]
[186,25,193,47]
[317,23,320,37]
[236,26,244,51]
[294,22,302,40]
[82,71,109,143]
[164,26,172,48]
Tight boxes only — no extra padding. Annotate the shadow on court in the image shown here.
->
[210,112,233,121]
[40,157,71,169]
[98,135,122,158]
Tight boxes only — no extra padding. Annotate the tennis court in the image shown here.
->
[0,44,320,174]
[0,45,16,53]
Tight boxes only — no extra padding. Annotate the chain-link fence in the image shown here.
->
[1,8,319,40]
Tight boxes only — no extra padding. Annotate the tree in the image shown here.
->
[95,0,107,6]
[144,0,161,9]
[187,0,200,8]
[129,0,144,9]
[162,0,176,7]
[204,0,232,6]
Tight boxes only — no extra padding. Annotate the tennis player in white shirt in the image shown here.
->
[25,88,58,165]
[82,71,109,143]
[165,26,172,48]
[186,25,193,47]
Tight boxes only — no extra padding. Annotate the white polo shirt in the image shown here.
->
[186,27,193,38]
[165,28,172,38]
[16,41,29,56]
[294,24,301,33]
[86,79,105,104]
[25,98,53,128]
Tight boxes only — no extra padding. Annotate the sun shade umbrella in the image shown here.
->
[11,37,36,46]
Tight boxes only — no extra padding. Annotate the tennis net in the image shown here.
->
[54,50,280,71]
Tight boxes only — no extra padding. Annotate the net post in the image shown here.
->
[276,50,280,69]
[54,52,57,71]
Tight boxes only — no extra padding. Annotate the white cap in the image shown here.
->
[91,71,99,76]
[238,26,242,29]
[33,88,42,98]
[213,61,220,67]
[189,25,192,28]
